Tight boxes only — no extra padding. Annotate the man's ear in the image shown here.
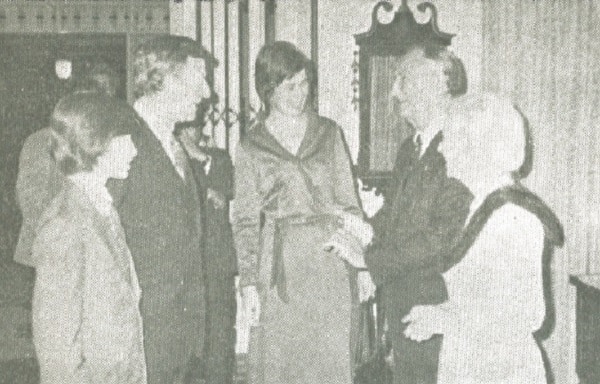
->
[430,60,449,96]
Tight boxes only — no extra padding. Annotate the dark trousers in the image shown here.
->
[388,310,442,384]
[204,276,237,384]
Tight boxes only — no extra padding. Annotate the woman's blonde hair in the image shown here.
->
[444,93,526,180]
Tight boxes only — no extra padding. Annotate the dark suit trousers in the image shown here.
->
[388,307,442,384]
[204,276,236,384]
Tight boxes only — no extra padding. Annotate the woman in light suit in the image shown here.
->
[31,92,145,384]
[400,93,563,384]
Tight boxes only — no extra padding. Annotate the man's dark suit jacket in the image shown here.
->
[108,119,205,384]
[366,131,473,320]
[365,132,472,384]
[189,147,237,384]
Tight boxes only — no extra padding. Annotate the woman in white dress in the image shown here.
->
[400,93,563,384]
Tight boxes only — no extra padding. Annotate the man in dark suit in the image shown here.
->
[179,127,238,384]
[364,45,473,384]
[108,35,215,384]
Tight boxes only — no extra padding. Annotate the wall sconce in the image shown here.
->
[55,59,72,80]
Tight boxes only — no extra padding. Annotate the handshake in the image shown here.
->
[323,212,374,268]
[323,212,376,302]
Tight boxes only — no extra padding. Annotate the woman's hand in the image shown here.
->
[401,305,441,342]
[339,212,374,247]
[242,285,261,326]
[357,271,376,302]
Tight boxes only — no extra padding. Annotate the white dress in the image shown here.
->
[437,203,547,384]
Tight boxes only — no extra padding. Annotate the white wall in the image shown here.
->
[170,0,196,39]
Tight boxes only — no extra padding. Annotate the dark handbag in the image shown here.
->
[353,292,393,384]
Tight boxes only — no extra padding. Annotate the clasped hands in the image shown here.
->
[323,211,373,268]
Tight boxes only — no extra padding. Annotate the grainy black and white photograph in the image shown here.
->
[0,0,596,383]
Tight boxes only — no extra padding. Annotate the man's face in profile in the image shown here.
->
[390,49,446,131]
[162,57,211,123]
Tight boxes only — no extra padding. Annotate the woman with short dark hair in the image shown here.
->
[232,41,375,384]
[32,92,144,384]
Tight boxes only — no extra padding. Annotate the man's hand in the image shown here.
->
[401,305,441,342]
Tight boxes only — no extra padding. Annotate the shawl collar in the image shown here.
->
[245,111,331,161]
[443,182,564,271]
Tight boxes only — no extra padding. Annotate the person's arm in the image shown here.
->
[365,176,472,286]
[367,137,414,243]
[231,143,262,288]
[16,131,62,227]
[32,221,87,383]
[332,126,362,216]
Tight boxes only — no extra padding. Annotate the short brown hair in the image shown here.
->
[50,92,138,175]
[133,35,217,99]
[254,41,314,113]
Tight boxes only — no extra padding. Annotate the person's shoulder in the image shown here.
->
[311,114,347,147]
[399,135,417,151]
[20,127,52,157]
[313,114,344,136]
[314,114,339,129]
[24,127,52,142]
[33,202,85,264]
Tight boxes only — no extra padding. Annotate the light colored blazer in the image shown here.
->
[32,181,147,384]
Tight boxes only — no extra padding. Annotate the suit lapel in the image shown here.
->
[133,116,189,188]
[296,113,329,160]
[246,112,329,162]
